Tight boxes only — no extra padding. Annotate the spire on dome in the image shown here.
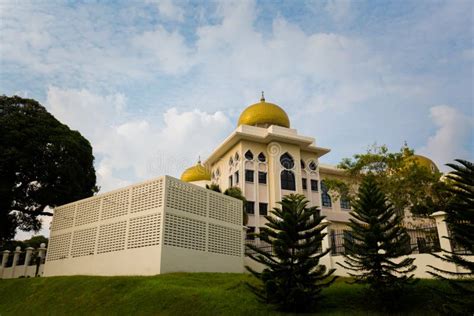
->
[260,91,265,102]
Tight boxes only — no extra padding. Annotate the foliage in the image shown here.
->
[0,95,98,245]
[245,194,336,312]
[338,176,417,310]
[205,183,222,193]
[428,159,474,314]
[325,144,448,216]
[0,235,48,252]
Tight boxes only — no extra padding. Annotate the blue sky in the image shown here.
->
[1,0,473,198]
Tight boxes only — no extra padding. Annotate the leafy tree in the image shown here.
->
[428,159,474,314]
[324,144,447,217]
[0,95,97,246]
[0,235,48,252]
[338,176,417,310]
[205,183,222,193]
[246,194,336,312]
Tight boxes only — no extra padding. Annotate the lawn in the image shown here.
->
[0,273,452,315]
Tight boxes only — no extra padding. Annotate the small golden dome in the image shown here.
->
[180,161,211,182]
[406,155,439,173]
[238,93,290,128]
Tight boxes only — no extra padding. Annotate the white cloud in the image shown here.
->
[418,105,473,170]
[148,0,185,21]
[325,0,352,22]
[45,86,233,193]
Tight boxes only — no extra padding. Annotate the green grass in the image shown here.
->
[0,273,452,315]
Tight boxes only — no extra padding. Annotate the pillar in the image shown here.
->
[12,246,21,277]
[0,250,10,278]
[321,219,334,270]
[24,247,34,277]
[36,243,47,277]
[431,211,453,252]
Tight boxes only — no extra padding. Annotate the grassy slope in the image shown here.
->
[0,273,449,315]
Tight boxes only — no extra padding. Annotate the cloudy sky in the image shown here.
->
[1,1,473,237]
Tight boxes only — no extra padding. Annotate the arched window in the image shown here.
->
[321,180,332,207]
[309,160,317,171]
[258,152,266,162]
[300,159,306,169]
[229,157,233,165]
[281,170,296,191]
[235,152,240,161]
[280,153,294,169]
[245,150,254,160]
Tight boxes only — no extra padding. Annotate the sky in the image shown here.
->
[1,0,473,239]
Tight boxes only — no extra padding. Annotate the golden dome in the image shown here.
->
[406,155,439,173]
[238,93,290,128]
[180,161,211,182]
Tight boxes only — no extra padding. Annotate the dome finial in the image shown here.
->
[260,91,265,102]
[197,156,201,164]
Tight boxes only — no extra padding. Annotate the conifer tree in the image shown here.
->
[338,176,417,308]
[245,194,336,313]
[428,159,474,313]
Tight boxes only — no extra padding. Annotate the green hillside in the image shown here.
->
[0,273,452,315]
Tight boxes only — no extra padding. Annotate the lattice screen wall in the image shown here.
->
[47,176,243,266]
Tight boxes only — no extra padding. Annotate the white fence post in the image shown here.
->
[321,219,334,270]
[1,250,10,278]
[24,247,34,276]
[431,211,453,253]
[12,246,21,277]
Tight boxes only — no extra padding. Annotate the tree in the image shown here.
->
[338,176,417,310]
[325,144,446,217]
[0,95,97,245]
[428,159,474,314]
[246,194,336,313]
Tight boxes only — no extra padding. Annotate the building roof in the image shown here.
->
[238,95,290,128]
[180,161,211,182]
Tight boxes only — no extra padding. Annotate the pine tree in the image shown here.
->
[338,176,417,309]
[428,159,474,313]
[245,194,336,313]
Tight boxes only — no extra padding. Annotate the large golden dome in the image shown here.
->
[406,155,439,173]
[180,161,211,182]
[238,94,290,128]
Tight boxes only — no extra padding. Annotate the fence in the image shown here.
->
[0,244,47,279]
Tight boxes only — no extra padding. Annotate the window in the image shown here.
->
[258,152,266,162]
[229,175,233,187]
[281,170,296,191]
[302,178,307,190]
[300,159,305,169]
[244,150,253,160]
[246,226,255,240]
[340,196,351,210]
[259,203,268,216]
[234,171,239,184]
[229,157,233,165]
[310,179,318,192]
[280,153,294,169]
[246,201,255,214]
[235,152,240,161]
[245,169,254,182]
[309,160,317,171]
[258,171,267,184]
[321,180,332,207]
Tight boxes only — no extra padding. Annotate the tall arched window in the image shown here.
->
[300,159,306,169]
[280,152,294,169]
[235,152,240,161]
[281,170,296,191]
[245,150,254,160]
[321,180,332,207]
[229,157,233,166]
[258,152,266,162]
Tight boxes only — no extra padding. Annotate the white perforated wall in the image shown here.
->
[127,213,161,249]
[46,232,71,261]
[164,213,206,251]
[75,199,100,226]
[71,227,97,258]
[131,179,163,213]
[51,204,75,231]
[209,194,241,225]
[208,224,242,257]
[166,178,207,217]
[102,190,129,220]
[98,221,127,254]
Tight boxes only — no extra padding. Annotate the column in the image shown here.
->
[24,247,34,277]
[321,219,334,270]
[431,211,453,252]
[12,246,21,277]
[36,243,47,277]
[0,250,10,278]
